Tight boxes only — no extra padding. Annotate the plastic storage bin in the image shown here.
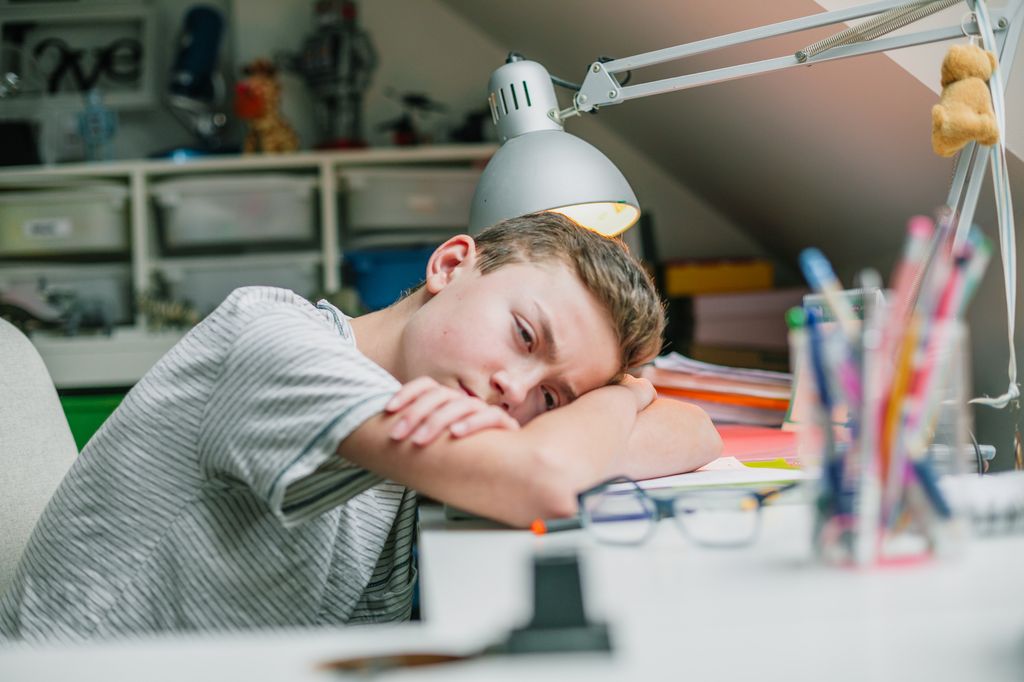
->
[345,246,435,311]
[341,168,481,231]
[0,183,129,257]
[159,259,321,316]
[152,174,318,253]
[0,263,133,325]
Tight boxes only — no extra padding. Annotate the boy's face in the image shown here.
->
[398,237,621,424]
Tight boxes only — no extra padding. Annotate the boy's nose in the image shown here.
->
[490,369,529,412]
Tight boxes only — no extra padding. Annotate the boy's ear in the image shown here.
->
[424,234,477,294]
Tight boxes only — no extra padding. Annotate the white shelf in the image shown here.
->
[0,145,497,181]
[0,145,496,388]
[30,327,185,389]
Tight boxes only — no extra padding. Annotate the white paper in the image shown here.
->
[609,457,806,492]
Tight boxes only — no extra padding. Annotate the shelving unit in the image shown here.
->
[0,144,496,388]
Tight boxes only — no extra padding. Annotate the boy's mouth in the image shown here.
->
[458,381,477,399]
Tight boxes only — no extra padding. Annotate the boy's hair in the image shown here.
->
[474,212,665,376]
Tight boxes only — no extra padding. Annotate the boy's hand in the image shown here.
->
[385,377,520,446]
[619,374,656,412]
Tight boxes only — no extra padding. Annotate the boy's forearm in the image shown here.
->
[608,398,723,481]
[518,384,639,492]
[338,384,639,527]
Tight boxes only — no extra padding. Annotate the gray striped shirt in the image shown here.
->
[0,286,417,642]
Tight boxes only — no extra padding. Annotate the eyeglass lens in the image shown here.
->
[671,490,760,547]
[581,488,656,545]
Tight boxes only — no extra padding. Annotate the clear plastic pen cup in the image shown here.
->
[788,296,972,566]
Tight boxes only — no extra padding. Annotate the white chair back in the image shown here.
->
[0,319,77,593]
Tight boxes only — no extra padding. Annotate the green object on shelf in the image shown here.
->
[59,393,125,451]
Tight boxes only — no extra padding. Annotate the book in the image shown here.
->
[662,258,773,297]
[642,352,792,426]
[691,287,808,351]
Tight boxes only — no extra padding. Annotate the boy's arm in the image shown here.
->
[608,398,723,481]
[337,382,651,528]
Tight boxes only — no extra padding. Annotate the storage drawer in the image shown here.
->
[159,259,321,316]
[152,174,318,253]
[345,246,434,311]
[341,168,481,231]
[0,184,129,257]
[0,263,133,325]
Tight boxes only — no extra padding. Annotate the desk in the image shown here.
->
[2,503,1023,681]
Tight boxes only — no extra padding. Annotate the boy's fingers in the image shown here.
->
[389,388,456,440]
[450,407,520,438]
[620,375,656,411]
[386,377,439,412]
[409,400,479,445]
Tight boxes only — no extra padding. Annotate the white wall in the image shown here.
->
[232,0,765,261]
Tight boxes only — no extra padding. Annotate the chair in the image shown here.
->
[0,319,78,593]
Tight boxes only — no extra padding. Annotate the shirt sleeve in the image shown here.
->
[197,302,401,527]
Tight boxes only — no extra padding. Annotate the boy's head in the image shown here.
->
[472,212,665,376]
[395,211,664,424]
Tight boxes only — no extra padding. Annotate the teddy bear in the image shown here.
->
[931,43,999,157]
[234,59,299,154]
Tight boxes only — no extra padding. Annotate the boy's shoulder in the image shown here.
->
[217,286,317,316]
[210,286,355,347]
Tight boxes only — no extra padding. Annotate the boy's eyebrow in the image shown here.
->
[532,301,578,402]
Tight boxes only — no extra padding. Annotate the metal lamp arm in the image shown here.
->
[565,0,1011,120]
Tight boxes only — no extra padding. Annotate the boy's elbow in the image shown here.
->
[508,446,580,527]
[698,410,723,465]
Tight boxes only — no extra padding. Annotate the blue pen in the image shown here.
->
[910,460,952,520]
[805,308,846,516]
[799,248,860,344]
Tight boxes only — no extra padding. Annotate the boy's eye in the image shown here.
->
[516,319,534,349]
[542,387,558,411]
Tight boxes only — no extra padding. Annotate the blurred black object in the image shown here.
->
[500,552,612,654]
[449,107,492,143]
[170,6,223,101]
[0,121,41,166]
[165,5,228,152]
[378,90,446,146]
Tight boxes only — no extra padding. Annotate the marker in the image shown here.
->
[530,516,582,535]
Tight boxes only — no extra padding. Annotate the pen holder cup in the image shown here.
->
[792,317,972,566]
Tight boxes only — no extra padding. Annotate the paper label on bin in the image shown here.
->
[22,217,72,240]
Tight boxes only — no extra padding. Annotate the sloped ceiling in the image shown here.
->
[437,0,1022,284]
[438,0,1024,458]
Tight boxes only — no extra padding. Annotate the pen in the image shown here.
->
[799,248,860,344]
[530,516,582,535]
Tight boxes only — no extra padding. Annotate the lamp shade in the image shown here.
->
[469,129,639,236]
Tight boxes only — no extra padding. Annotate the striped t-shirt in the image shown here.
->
[0,286,417,642]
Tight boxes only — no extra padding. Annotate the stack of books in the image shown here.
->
[641,352,792,427]
[659,258,806,373]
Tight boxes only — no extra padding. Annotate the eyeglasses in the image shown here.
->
[578,477,799,548]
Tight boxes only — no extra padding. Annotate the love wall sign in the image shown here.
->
[33,36,143,93]
[0,5,157,107]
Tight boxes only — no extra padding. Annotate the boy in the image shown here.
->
[0,212,720,642]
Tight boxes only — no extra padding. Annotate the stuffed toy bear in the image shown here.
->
[931,43,999,157]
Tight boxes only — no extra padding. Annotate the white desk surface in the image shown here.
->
[2,503,1023,681]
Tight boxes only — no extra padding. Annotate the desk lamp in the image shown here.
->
[470,0,1021,409]
[469,56,640,237]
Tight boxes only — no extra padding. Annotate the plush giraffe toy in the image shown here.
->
[235,59,299,154]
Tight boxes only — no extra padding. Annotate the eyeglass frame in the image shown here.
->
[577,476,799,548]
